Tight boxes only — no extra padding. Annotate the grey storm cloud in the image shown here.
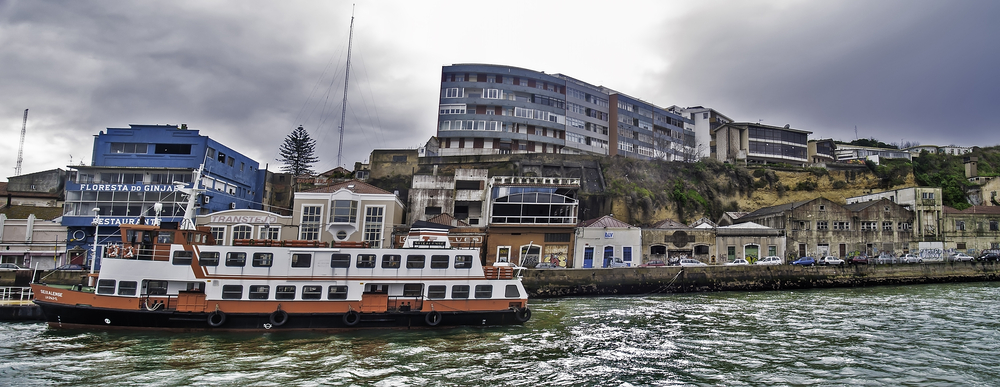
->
[2,0,999,180]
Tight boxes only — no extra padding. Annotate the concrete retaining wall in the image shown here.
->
[523,262,1000,298]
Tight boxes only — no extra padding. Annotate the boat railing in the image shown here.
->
[103,243,169,261]
[0,286,34,303]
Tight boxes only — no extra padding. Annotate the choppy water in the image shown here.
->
[3,282,1000,386]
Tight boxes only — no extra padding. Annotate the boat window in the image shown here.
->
[406,255,425,269]
[186,232,207,245]
[145,280,168,295]
[475,285,493,299]
[118,281,137,296]
[427,285,446,299]
[331,253,351,268]
[357,254,376,268]
[455,255,474,269]
[302,285,322,300]
[430,255,450,269]
[97,279,116,294]
[328,285,349,300]
[157,231,174,244]
[505,284,520,298]
[172,250,194,265]
[403,284,423,297]
[248,285,270,300]
[275,285,296,300]
[291,253,312,268]
[226,252,246,267]
[222,285,243,299]
[381,254,401,268]
[452,285,470,299]
[252,253,273,267]
[200,252,220,266]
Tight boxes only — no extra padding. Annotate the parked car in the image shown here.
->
[640,260,667,267]
[725,259,749,266]
[0,263,26,271]
[54,264,90,271]
[900,254,923,264]
[950,253,974,262]
[817,256,845,266]
[848,256,869,265]
[756,256,784,265]
[791,257,816,266]
[535,262,563,269]
[607,257,631,268]
[977,252,1000,262]
[678,259,708,267]
[874,253,899,264]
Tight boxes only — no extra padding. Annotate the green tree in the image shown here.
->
[278,126,319,176]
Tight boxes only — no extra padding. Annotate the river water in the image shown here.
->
[3,282,999,386]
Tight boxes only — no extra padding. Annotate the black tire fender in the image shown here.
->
[269,309,289,327]
[343,310,360,326]
[425,311,442,326]
[208,310,226,327]
[514,307,531,323]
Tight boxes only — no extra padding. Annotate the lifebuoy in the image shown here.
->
[107,245,119,258]
[514,307,531,323]
[425,311,442,326]
[123,246,135,258]
[208,310,226,327]
[269,310,289,326]
[343,310,360,326]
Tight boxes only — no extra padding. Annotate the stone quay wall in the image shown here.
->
[523,262,1000,298]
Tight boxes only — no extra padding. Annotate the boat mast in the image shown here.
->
[337,7,355,168]
[179,164,205,230]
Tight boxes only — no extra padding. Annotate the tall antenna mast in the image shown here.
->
[337,6,355,167]
[15,109,27,176]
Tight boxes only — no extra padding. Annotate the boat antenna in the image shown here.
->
[337,5,355,168]
[178,164,206,230]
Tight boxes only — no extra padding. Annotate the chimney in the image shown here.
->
[965,156,978,179]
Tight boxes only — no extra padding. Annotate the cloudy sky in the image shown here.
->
[3,0,999,180]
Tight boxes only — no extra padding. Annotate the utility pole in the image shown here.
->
[15,109,27,176]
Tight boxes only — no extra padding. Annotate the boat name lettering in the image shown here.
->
[39,289,63,300]
[210,215,279,224]
[412,241,447,247]
[80,184,176,192]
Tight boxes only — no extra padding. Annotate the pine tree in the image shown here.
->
[278,126,319,176]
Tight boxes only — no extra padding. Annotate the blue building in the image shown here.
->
[62,124,267,266]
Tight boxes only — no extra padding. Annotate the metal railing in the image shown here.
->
[0,286,34,302]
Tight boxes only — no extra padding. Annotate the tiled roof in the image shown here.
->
[724,211,748,219]
[950,206,1000,215]
[578,215,633,228]
[302,179,392,195]
[844,199,889,212]
[742,200,810,219]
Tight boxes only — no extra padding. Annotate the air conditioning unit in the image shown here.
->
[229,203,236,209]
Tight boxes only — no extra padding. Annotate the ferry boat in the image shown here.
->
[31,168,531,331]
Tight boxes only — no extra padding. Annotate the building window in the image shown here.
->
[768,246,777,256]
[258,226,279,240]
[957,242,968,250]
[392,155,407,162]
[444,88,463,98]
[232,225,252,240]
[727,246,736,260]
[425,207,442,215]
[331,201,358,223]
[439,104,466,114]
[956,221,966,231]
[991,220,998,231]
[483,89,501,99]
[883,221,893,231]
[364,206,384,248]
[817,221,828,230]
[300,205,322,240]
[110,143,148,154]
